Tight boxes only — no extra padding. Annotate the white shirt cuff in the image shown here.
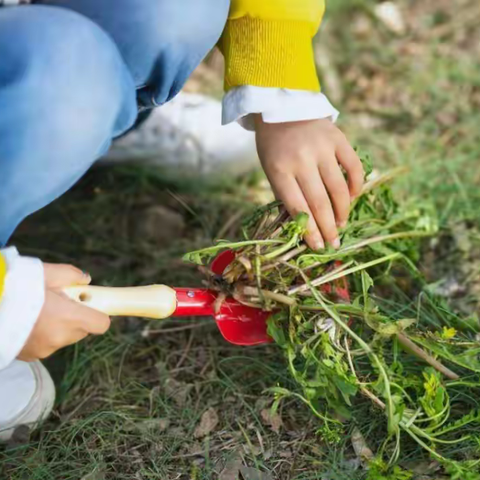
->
[0,248,45,370]
[222,86,340,131]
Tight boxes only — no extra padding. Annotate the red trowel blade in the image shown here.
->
[209,250,350,346]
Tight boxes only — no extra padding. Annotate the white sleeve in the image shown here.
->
[222,86,340,132]
[0,248,45,370]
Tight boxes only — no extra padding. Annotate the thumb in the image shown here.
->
[44,263,91,290]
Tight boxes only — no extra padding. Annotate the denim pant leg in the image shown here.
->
[0,0,229,246]
[0,5,138,246]
[39,0,231,106]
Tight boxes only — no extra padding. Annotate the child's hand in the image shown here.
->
[255,117,364,250]
[18,264,111,362]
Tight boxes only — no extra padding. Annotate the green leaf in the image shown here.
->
[355,147,374,178]
[267,313,288,347]
[375,319,416,337]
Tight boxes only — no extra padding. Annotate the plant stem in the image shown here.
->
[289,261,354,295]
[296,230,431,267]
[185,238,286,264]
[254,245,265,306]
[262,245,308,272]
[345,337,386,410]
[302,304,460,381]
[290,253,401,296]
[297,269,398,435]
[240,286,296,307]
[264,235,300,260]
[397,333,460,380]
[361,166,409,196]
[340,231,432,254]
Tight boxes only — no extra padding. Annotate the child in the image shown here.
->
[0,0,364,439]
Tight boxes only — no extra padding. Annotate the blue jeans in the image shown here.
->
[0,0,230,245]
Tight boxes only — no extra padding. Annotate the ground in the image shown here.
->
[1,1,480,479]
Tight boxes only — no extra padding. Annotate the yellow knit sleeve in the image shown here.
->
[0,252,6,303]
[219,0,325,92]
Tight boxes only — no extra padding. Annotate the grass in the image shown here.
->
[1,1,480,479]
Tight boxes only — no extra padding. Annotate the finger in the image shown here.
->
[297,170,340,248]
[50,291,111,335]
[18,294,91,361]
[44,264,91,289]
[318,159,351,228]
[336,142,364,199]
[271,174,325,250]
[68,300,111,335]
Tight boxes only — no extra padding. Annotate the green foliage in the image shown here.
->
[367,458,413,480]
[187,166,480,477]
[419,369,447,426]
[444,461,480,480]
[316,422,344,445]
[356,148,374,178]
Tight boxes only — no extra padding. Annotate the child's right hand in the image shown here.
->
[255,117,364,250]
[18,264,111,362]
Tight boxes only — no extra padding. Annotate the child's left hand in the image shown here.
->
[18,263,111,362]
[255,117,364,251]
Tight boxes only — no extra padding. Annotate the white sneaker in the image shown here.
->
[0,360,55,442]
[102,92,260,178]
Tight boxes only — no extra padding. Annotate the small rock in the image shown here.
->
[374,2,406,34]
[352,14,373,38]
[135,205,185,246]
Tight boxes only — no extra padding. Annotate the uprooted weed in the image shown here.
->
[184,159,480,478]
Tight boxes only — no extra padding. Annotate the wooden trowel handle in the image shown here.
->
[62,285,177,319]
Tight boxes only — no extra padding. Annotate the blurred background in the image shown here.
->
[2,0,480,479]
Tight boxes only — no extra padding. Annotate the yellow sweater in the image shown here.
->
[0,1,325,306]
[220,0,325,91]
[0,253,5,302]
